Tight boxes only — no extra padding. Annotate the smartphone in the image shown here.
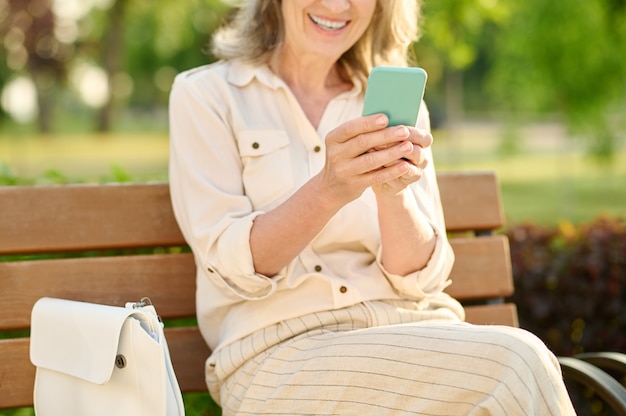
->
[362,66,427,127]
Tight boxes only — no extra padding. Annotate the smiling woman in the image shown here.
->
[167,0,577,414]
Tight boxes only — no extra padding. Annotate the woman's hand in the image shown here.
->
[319,114,427,207]
[371,127,433,197]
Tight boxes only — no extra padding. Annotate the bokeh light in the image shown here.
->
[1,76,38,122]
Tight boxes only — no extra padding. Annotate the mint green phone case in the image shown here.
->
[362,66,427,127]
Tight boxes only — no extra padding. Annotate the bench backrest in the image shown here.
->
[0,171,516,409]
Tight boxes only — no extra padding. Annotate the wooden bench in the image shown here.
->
[1,171,624,413]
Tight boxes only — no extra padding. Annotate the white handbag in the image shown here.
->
[30,297,185,416]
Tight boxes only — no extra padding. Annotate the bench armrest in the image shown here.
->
[558,356,626,414]
[575,352,626,377]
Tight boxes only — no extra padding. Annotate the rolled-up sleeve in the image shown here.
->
[169,70,280,300]
[376,223,454,299]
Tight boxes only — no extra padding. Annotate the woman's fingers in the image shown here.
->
[356,140,413,173]
[410,128,433,149]
[321,115,434,200]
[327,115,420,158]
[326,114,388,146]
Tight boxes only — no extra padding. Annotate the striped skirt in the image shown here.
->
[206,298,575,415]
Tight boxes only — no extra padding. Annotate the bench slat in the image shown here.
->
[0,338,33,409]
[0,238,512,331]
[446,235,513,299]
[0,183,186,254]
[167,327,212,393]
[439,171,505,232]
[0,253,196,330]
[0,172,502,255]
[465,304,519,327]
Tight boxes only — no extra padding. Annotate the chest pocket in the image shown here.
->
[238,130,294,210]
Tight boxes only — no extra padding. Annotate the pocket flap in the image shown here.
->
[30,297,137,384]
[237,130,290,157]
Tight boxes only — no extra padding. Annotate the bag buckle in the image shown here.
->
[132,297,153,309]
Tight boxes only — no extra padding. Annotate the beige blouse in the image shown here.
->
[168,59,459,353]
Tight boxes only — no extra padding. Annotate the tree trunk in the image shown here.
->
[445,68,464,128]
[34,72,54,134]
[96,0,128,132]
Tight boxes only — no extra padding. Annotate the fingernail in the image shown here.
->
[395,126,409,137]
[376,115,387,126]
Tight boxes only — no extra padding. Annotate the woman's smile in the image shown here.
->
[279,0,376,63]
[308,13,350,31]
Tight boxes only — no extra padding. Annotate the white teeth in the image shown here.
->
[309,14,348,31]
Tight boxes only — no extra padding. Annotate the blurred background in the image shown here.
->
[0,0,624,414]
[1,0,625,223]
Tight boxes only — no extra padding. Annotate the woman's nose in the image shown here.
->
[320,0,351,14]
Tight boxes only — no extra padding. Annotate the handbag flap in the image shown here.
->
[30,297,139,384]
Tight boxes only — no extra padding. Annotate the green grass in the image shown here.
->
[432,123,626,225]
[436,152,626,225]
[0,393,222,416]
[0,132,169,184]
[0,409,34,416]
[500,172,626,225]
[1,123,624,226]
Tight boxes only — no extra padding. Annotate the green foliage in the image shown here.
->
[414,0,511,117]
[0,161,158,186]
[507,216,626,356]
[110,164,132,182]
[0,393,221,416]
[0,163,18,185]
[105,0,230,106]
[0,409,34,416]
[0,163,71,186]
[184,392,222,416]
[419,0,509,70]
[488,0,626,157]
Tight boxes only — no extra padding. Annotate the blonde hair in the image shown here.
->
[211,0,420,86]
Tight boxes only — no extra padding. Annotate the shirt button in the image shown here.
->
[314,145,321,153]
[339,286,347,294]
[314,265,322,272]
[252,142,260,149]
[207,267,215,273]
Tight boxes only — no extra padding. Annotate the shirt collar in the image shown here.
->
[226,59,364,99]
[227,59,284,89]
